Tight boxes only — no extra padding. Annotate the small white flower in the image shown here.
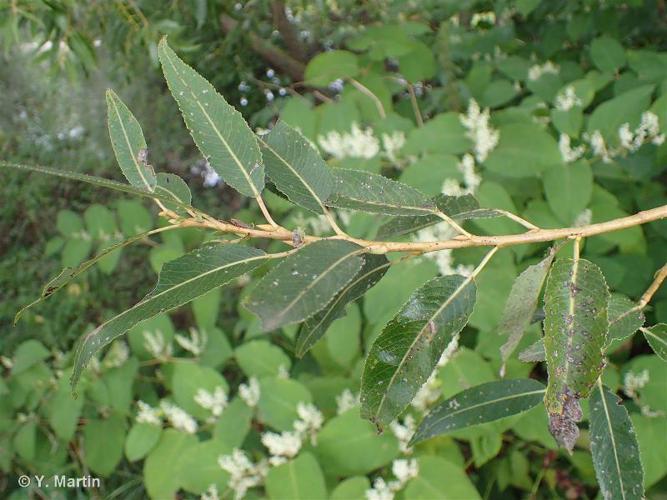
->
[411,372,441,411]
[366,478,395,500]
[458,154,482,193]
[392,459,419,483]
[381,131,406,163]
[318,122,380,159]
[573,208,592,227]
[586,130,612,163]
[103,340,129,368]
[441,178,466,197]
[555,85,582,111]
[194,386,228,417]
[618,123,634,150]
[175,328,207,356]
[558,134,586,163]
[218,449,267,500]
[136,401,162,426]
[528,61,560,81]
[261,431,302,458]
[389,415,416,454]
[143,329,172,360]
[277,364,290,379]
[336,389,358,414]
[239,377,261,407]
[201,484,220,500]
[459,99,500,162]
[160,401,198,434]
[623,369,650,398]
[294,402,324,444]
[438,333,460,367]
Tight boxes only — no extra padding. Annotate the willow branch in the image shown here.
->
[635,263,667,310]
[179,203,667,255]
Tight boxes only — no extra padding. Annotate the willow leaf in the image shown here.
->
[260,121,334,214]
[105,89,156,191]
[500,245,559,364]
[71,244,268,389]
[244,240,364,332]
[411,379,546,444]
[155,173,192,215]
[606,294,645,351]
[0,162,191,210]
[361,275,476,427]
[376,194,481,239]
[158,38,264,197]
[295,254,390,357]
[15,228,168,324]
[518,339,545,362]
[642,324,667,360]
[543,258,609,451]
[590,382,644,500]
[326,169,435,216]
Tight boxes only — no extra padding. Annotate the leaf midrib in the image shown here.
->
[597,381,626,500]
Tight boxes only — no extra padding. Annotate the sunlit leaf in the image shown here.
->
[411,379,545,444]
[361,274,476,427]
[326,169,435,216]
[244,240,364,332]
[295,254,390,357]
[106,89,156,191]
[71,245,268,389]
[589,382,644,500]
[158,38,264,197]
[543,258,609,451]
[261,120,334,214]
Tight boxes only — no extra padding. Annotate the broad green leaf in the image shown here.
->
[402,113,471,156]
[304,50,359,86]
[15,227,171,323]
[117,199,152,236]
[244,240,364,332]
[144,429,198,499]
[403,456,481,500]
[330,477,370,500]
[155,172,192,214]
[587,85,654,146]
[543,258,609,451]
[170,361,228,420]
[106,89,156,191]
[0,162,192,210]
[235,340,292,378]
[295,254,390,357]
[643,324,667,361]
[257,377,312,431]
[213,397,253,448]
[47,376,84,442]
[158,39,264,197]
[606,294,645,351]
[82,415,126,476]
[631,414,667,488]
[361,274,477,427]
[376,194,487,239]
[265,452,327,500]
[125,422,162,462]
[326,169,435,216]
[261,120,334,214]
[11,340,49,375]
[485,123,563,177]
[590,382,644,500]
[543,161,593,224]
[499,246,559,364]
[315,410,399,475]
[590,36,627,73]
[179,439,231,494]
[411,379,545,444]
[71,244,268,389]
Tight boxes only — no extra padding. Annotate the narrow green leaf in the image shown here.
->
[643,324,667,361]
[155,172,192,214]
[0,162,191,210]
[295,254,390,357]
[260,120,334,214]
[500,246,559,364]
[606,295,645,350]
[244,240,364,332]
[158,39,264,197]
[411,379,546,444]
[71,244,268,389]
[377,194,483,239]
[106,89,156,191]
[518,339,545,363]
[543,258,609,451]
[590,382,644,500]
[326,169,435,216]
[15,228,168,324]
[361,274,477,427]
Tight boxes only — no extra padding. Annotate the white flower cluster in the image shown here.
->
[365,459,419,500]
[143,329,172,360]
[623,369,650,398]
[381,131,406,163]
[200,484,219,500]
[527,61,560,81]
[441,154,483,197]
[555,85,582,111]
[175,328,208,356]
[414,221,473,277]
[160,401,198,434]
[218,449,268,500]
[194,386,228,418]
[136,400,162,426]
[459,100,500,162]
[336,388,359,414]
[239,377,261,407]
[318,123,380,159]
[573,208,592,227]
[259,402,324,466]
[389,415,416,454]
[102,340,129,368]
[558,134,586,163]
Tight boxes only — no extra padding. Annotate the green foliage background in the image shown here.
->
[1,0,667,499]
